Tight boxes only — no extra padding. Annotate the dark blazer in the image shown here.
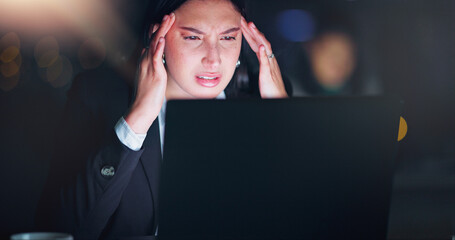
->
[36,67,162,239]
[36,64,292,239]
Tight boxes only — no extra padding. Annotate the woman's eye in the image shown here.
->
[183,36,200,40]
[221,36,236,41]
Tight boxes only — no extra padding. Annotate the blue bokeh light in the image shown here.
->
[276,9,315,42]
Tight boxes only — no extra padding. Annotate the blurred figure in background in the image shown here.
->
[305,30,356,95]
[280,9,381,96]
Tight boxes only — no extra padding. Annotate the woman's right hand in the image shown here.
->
[125,13,175,134]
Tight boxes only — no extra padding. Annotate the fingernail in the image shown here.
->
[159,37,164,42]
[250,23,256,29]
[170,12,175,17]
[163,15,168,21]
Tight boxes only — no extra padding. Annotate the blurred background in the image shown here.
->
[0,0,453,239]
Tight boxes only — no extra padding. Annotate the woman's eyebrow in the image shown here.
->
[180,27,205,34]
[179,27,240,35]
[221,27,240,35]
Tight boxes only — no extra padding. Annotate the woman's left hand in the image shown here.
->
[241,17,288,98]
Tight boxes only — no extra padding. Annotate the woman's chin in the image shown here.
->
[193,92,222,99]
[189,88,225,99]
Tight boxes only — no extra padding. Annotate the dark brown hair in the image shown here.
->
[142,0,260,98]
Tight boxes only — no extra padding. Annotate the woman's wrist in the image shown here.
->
[124,103,157,134]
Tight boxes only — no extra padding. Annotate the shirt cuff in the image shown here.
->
[114,117,147,151]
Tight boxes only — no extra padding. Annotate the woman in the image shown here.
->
[127,0,287,135]
[37,0,288,239]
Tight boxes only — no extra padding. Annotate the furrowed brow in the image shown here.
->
[180,27,205,34]
[221,27,240,35]
[180,27,240,35]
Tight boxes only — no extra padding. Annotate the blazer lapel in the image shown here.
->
[140,118,162,230]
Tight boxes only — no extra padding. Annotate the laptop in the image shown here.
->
[158,97,402,240]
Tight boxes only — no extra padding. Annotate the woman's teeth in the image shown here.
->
[197,76,217,80]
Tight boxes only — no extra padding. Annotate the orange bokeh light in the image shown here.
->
[34,36,59,68]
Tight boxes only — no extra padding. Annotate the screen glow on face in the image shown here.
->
[164,0,242,99]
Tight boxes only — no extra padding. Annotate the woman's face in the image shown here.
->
[164,0,242,99]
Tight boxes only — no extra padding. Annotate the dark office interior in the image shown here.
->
[0,0,453,239]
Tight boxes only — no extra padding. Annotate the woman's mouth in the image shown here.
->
[196,74,221,88]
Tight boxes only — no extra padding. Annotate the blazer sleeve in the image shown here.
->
[36,73,143,239]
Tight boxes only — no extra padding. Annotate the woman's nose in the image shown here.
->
[201,44,221,70]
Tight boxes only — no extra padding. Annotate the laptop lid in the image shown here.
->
[159,97,402,240]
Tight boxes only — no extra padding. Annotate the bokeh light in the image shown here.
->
[1,0,141,70]
[44,55,73,88]
[34,36,59,68]
[46,55,63,83]
[78,37,106,69]
[0,72,20,92]
[1,46,20,63]
[0,32,21,49]
[0,32,22,91]
[34,35,73,88]
[1,58,20,77]
[1,48,22,78]
[276,9,315,42]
